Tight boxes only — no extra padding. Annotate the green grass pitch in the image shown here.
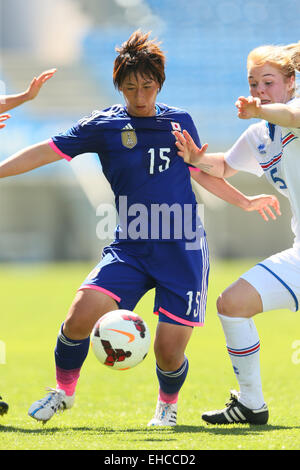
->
[0,260,300,450]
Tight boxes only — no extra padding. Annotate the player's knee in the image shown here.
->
[217,291,239,316]
[63,302,98,339]
[64,290,118,339]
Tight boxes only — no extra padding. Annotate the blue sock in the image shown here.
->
[156,356,189,402]
[55,323,90,370]
[55,324,90,396]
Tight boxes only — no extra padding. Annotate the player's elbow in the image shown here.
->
[223,162,237,178]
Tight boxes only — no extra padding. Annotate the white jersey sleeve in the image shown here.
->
[224,127,264,176]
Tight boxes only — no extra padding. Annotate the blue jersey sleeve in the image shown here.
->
[50,111,103,159]
[187,114,201,148]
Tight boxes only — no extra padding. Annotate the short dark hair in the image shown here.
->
[113,30,166,91]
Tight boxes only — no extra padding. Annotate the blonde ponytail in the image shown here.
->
[282,41,300,73]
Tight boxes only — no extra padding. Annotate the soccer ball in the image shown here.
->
[91,310,151,370]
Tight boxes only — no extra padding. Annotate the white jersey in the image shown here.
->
[225,97,300,245]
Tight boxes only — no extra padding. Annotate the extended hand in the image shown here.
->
[245,194,281,221]
[235,96,261,120]
[25,68,57,101]
[174,129,208,165]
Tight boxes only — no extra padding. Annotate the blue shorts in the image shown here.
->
[78,239,209,327]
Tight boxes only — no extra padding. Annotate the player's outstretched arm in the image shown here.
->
[236,96,300,128]
[0,69,57,114]
[174,130,235,178]
[191,171,281,221]
[0,141,63,178]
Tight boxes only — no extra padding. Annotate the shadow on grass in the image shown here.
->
[1,423,299,436]
[174,424,300,435]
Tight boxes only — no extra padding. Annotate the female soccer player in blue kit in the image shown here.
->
[0,68,56,416]
[0,31,279,426]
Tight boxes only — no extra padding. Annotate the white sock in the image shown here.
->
[218,313,265,410]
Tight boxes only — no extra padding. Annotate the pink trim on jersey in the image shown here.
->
[158,307,204,327]
[78,284,121,303]
[48,138,72,161]
[189,167,201,172]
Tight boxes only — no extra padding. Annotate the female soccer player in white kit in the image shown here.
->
[175,41,300,425]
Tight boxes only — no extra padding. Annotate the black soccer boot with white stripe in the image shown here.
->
[202,390,268,425]
[0,396,9,416]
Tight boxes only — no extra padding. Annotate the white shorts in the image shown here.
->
[241,246,300,312]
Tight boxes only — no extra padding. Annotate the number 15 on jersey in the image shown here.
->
[148,148,171,174]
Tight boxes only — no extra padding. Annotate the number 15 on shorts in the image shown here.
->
[185,290,201,317]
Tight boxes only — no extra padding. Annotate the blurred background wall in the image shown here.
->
[0,0,298,262]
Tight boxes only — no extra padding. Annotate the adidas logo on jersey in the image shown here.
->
[257,143,266,154]
[121,124,137,149]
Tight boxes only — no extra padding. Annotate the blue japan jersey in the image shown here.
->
[51,103,203,242]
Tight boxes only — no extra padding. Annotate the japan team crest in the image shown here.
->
[121,124,137,149]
